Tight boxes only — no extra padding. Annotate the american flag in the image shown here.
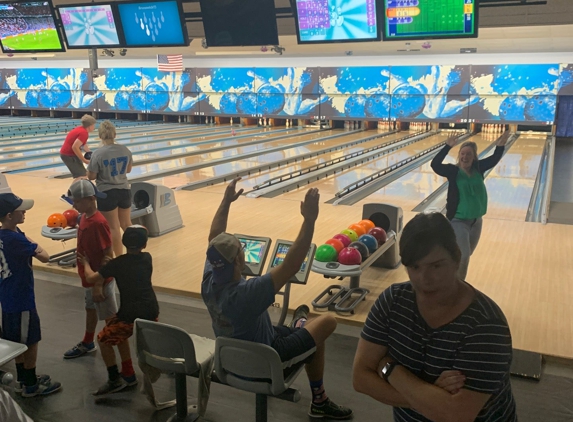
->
[157,54,183,72]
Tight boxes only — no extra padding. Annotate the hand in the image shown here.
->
[434,370,466,395]
[223,177,244,204]
[496,131,510,147]
[445,134,457,147]
[92,286,105,303]
[77,253,89,266]
[300,188,319,222]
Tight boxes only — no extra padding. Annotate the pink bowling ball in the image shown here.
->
[332,233,352,248]
[338,247,362,265]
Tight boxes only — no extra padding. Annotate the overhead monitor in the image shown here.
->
[0,0,65,53]
[235,234,272,277]
[293,0,380,44]
[199,0,279,46]
[382,0,479,41]
[116,0,188,47]
[268,240,316,285]
[57,3,123,48]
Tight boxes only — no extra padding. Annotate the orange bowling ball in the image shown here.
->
[325,238,345,253]
[62,209,79,227]
[359,219,375,232]
[348,223,366,237]
[47,213,67,228]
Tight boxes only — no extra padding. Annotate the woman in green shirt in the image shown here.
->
[430,132,509,279]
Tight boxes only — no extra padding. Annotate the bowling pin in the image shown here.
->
[230,117,233,125]
[259,118,262,126]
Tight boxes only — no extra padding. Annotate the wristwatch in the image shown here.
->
[381,361,399,383]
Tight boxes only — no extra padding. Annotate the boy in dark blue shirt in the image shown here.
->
[0,193,61,397]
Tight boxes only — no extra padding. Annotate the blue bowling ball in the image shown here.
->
[114,91,130,111]
[236,92,257,115]
[344,94,367,118]
[524,95,556,122]
[128,91,147,112]
[25,90,41,108]
[390,85,425,119]
[257,85,285,115]
[145,83,170,111]
[358,234,378,254]
[219,92,239,114]
[499,96,527,121]
[365,94,391,118]
[47,83,72,109]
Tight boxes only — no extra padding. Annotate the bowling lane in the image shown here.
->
[277,132,452,202]
[7,126,291,175]
[196,131,407,194]
[482,133,545,221]
[356,133,497,211]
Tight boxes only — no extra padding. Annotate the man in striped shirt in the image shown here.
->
[353,212,517,422]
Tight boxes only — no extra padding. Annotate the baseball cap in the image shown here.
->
[67,179,107,200]
[122,225,148,249]
[0,193,34,218]
[206,232,242,284]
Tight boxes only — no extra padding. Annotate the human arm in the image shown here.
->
[24,234,49,263]
[78,253,105,286]
[83,143,91,153]
[72,139,89,164]
[208,177,243,242]
[269,188,319,293]
[478,132,509,172]
[430,134,459,177]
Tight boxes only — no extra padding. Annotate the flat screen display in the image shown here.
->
[117,0,188,47]
[382,0,478,41]
[58,4,122,48]
[199,0,279,47]
[271,243,311,272]
[294,0,380,44]
[0,1,65,52]
[239,238,267,265]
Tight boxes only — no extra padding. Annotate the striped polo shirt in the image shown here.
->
[362,282,517,422]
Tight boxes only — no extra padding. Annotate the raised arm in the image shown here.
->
[269,188,319,293]
[430,133,459,177]
[208,177,244,242]
[478,131,509,172]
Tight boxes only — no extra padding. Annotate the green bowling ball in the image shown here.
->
[315,244,338,262]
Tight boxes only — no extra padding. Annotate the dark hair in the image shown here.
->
[399,213,461,267]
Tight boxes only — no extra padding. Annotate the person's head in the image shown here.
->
[399,212,461,294]
[98,120,116,145]
[207,232,245,284]
[122,225,148,253]
[457,141,478,171]
[67,179,106,215]
[81,114,96,133]
[0,193,34,228]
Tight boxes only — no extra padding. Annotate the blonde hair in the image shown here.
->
[98,120,117,145]
[457,141,478,167]
[80,114,96,128]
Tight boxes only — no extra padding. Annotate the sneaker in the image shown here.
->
[14,374,51,393]
[121,373,138,387]
[309,398,353,420]
[21,380,62,398]
[63,342,97,359]
[92,378,127,396]
[288,304,310,328]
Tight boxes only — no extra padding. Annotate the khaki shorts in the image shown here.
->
[84,280,118,321]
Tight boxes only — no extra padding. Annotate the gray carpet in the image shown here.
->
[549,201,573,225]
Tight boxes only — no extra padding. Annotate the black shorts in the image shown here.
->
[271,325,316,367]
[2,309,41,346]
[97,188,132,212]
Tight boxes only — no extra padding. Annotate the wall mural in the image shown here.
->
[1,64,571,125]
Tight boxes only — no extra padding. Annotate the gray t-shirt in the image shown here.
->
[87,144,132,192]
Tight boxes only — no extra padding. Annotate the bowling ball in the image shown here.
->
[47,213,67,228]
[340,229,359,242]
[257,86,285,115]
[145,83,170,111]
[114,91,131,111]
[349,241,369,262]
[325,238,345,253]
[365,94,391,119]
[219,92,239,114]
[348,223,367,237]
[358,234,378,254]
[62,209,79,227]
[338,247,362,266]
[344,94,367,118]
[390,85,425,119]
[359,219,375,232]
[236,92,257,115]
[368,227,387,246]
[499,96,527,121]
[25,90,41,108]
[524,96,556,122]
[315,244,338,263]
[50,83,72,108]
[84,151,92,160]
[128,91,147,112]
[332,233,351,248]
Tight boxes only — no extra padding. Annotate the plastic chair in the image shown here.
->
[214,337,306,422]
[134,319,215,422]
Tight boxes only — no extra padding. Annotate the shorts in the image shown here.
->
[98,316,158,345]
[60,154,86,178]
[85,281,118,321]
[2,309,41,346]
[97,188,132,212]
[271,325,316,368]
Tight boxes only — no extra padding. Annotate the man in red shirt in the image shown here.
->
[60,115,96,179]
[63,179,118,359]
